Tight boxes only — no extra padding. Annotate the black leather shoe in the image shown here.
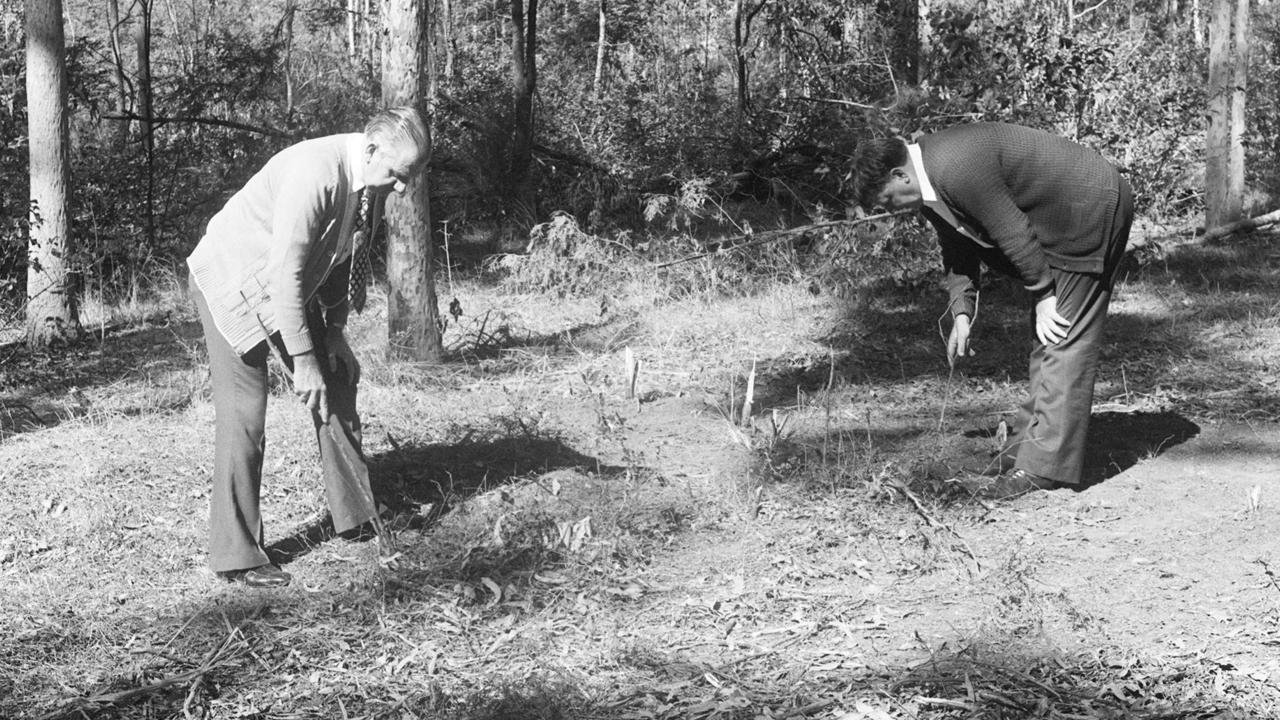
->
[978,468,1061,499]
[219,563,292,588]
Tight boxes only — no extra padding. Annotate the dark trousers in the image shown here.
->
[192,282,376,572]
[1010,180,1134,484]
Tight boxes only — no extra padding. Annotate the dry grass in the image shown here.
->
[2,228,1279,719]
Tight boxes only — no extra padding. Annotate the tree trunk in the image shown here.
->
[442,0,454,79]
[25,0,80,348]
[1193,0,1205,46]
[1206,0,1248,228]
[1229,0,1249,212]
[106,0,131,144]
[733,0,749,112]
[593,0,606,100]
[347,0,357,59]
[283,0,296,116]
[382,0,441,362]
[133,0,155,246]
[509,0,537,184]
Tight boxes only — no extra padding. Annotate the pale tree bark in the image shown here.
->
[106,0,131,144]
[592,0,605,100]
[25,0,80,348]
[1206,0,1249,229]
[347,0,357,59]
[442,0,454,79]
[382,0,441,362]
[283,0,297,116]
[509,0,537,183]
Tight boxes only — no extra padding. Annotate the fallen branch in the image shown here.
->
[890,479,980,572]
[1201,207,1280,242]
[655,210,911,268]
[40,621,251,720]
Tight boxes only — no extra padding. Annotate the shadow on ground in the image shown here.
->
[1080,410,1201,486]
[268,434,623,565]
[0,317,204,439]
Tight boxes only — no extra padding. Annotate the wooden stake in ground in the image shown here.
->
[623,346,639,400]
[741,357,756,426]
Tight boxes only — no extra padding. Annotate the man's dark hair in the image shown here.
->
[850,137,908,210]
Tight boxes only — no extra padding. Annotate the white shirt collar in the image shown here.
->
[346,133,368,193]
[906,144,939,203]
[907,143,988,246]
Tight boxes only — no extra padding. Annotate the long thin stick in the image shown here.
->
[655,211,910,268]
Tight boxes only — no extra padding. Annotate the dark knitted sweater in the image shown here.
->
[917,123,1123,316]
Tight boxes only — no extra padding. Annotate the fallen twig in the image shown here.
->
[890,479,980,572]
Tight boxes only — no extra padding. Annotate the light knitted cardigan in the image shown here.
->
[188,134,371,356]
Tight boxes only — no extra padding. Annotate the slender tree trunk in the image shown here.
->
[1193,0,1205,46]
[593,0,606,100]
[382,0,441,362]
[442,0,454,79]
[509,0,537,184]
[283,0,296,116]
[1206,0,1249,228]
[1229,0,1250,213]
[106,0,131,144]
[133,0,152,154]
[161,0,190,74]
[132,0,155,248]
[733,0,749,112]
[25,0,80,348]
[364,0,376,72]
[918,0,931,79]
[347,0,357,59]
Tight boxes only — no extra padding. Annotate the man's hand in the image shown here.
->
[325,326,360,385]
[292,351,329,421]
[1034,294,1072,346]
[947,313,973,367]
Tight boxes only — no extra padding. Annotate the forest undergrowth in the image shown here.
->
[1,223,1279,719]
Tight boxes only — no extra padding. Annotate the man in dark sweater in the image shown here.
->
[851,122,1133,497]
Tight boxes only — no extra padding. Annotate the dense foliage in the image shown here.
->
[3,0,1280,315]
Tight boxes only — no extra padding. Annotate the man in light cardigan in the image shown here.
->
[188,107,429,587]
[851,123,1133,498]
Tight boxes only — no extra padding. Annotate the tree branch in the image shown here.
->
[655,211,910,268]
[101,112,291,137]
[1074,0,1116,21]
[793,96,878,110]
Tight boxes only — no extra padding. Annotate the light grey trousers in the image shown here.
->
[192,282,376,572]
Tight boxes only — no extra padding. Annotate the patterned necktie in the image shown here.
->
[348,189,372,313]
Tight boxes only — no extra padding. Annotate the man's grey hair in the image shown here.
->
[364,106,430,160]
